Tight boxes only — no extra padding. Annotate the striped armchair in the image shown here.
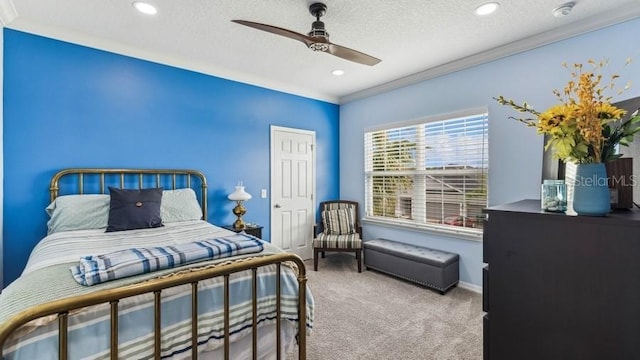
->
[312,200,362,272]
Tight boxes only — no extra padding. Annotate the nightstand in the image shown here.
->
[221,224,263,239]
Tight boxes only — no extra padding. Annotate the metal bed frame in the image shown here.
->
[0,168,308,360]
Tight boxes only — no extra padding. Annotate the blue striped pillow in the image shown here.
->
[322,208,356,235]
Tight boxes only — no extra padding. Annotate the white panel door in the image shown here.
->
[270,126,315,260]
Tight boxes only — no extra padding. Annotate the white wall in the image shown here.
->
[340,18,640,287]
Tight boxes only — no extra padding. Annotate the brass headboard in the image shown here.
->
[49,168,208,221]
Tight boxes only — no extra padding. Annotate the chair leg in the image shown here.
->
[356,249,362,273]
[314,249,319,271]
[321,251,326,258]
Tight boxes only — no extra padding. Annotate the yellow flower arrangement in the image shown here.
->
[494,59,640,164]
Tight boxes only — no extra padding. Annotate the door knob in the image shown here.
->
[274,204,282,208]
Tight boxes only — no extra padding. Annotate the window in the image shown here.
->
[364,109,488,237]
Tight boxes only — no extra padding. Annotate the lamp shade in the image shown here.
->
[228,185,252,201]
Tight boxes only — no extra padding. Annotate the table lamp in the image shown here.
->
[228,182,252,230]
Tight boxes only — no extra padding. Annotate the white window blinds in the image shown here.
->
[364,110,489,235]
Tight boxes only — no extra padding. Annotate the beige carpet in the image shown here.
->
[304,253,483,360]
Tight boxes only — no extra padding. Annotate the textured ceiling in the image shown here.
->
[1,0,639,103]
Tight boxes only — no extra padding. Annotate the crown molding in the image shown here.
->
[2,1,638,106]
[5,18,340,104]
[339,4,640,104]
[0,0,16,26]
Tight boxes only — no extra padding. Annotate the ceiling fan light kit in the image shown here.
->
[307,3,330,52]
[231,2,381,66]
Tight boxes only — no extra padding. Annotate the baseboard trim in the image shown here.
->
[458,281,482,294]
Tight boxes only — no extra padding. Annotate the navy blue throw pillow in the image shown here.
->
[106,187,164,232]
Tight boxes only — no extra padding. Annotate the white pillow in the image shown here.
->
[160,188,203,223]
[46,194,110,234]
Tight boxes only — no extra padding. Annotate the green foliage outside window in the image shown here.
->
[370,133,415,217]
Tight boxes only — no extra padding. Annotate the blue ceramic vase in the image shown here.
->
[572,163,610,216]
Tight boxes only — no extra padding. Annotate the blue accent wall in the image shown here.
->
[340,18,640,287]
[2,29,339,287]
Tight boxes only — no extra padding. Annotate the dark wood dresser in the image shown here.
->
[483,199,640,360]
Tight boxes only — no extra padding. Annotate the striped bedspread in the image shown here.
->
[71,233,264,285]
[0,221,314,359]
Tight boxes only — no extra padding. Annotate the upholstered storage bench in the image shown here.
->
[363,238,459,294]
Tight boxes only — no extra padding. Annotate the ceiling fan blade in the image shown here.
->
[327,43,381,66]
[231,20,314,47]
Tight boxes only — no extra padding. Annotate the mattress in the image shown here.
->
[0,221,314,359]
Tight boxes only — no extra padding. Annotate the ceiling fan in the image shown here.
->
[231,2,381,66]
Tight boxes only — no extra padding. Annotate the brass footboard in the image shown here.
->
[0,253,308,360]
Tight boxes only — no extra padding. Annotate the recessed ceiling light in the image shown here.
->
[332,69,345,76]
[132,1,157,15]
[475,2,499,16]
[552,2,575,17]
